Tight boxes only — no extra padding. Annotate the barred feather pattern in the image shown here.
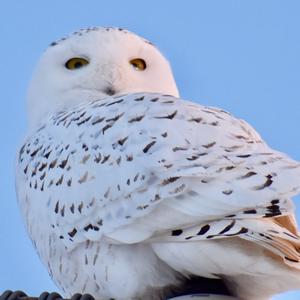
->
[16,93,300,300]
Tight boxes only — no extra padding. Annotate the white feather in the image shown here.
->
[16,27,300,300]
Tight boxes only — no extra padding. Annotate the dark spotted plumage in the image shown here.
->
[17,93,300,271]
[17,26,300,300]
[49,27,155,49]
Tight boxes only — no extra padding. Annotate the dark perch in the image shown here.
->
[173,276,231,297]
[0,291,95,300]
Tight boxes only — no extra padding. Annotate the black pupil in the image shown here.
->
[74,61,83,68]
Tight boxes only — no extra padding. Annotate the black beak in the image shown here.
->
[104,86,116,96]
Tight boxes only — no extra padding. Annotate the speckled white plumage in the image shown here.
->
[16,27,300,300]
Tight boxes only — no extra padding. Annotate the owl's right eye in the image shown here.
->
[65,57,89,70]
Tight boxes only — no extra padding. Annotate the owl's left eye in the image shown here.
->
[130,58,147,71]
[65,57,89,70]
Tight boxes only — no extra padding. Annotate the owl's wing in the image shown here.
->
[16,93,300,265]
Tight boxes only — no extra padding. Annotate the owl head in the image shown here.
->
[27,27,179,128]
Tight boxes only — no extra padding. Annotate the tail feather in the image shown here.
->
[154,214,300,270]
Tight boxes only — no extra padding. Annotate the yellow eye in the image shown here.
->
[130,58,147,71]
[65,57,89,70]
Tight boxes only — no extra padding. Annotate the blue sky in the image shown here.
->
[1,1,300,299]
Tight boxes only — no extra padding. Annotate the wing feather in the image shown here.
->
[16,93,300,259]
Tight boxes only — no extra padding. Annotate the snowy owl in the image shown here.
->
[16,27,300,300]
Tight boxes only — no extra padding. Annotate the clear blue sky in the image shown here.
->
[1,1,300,299]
